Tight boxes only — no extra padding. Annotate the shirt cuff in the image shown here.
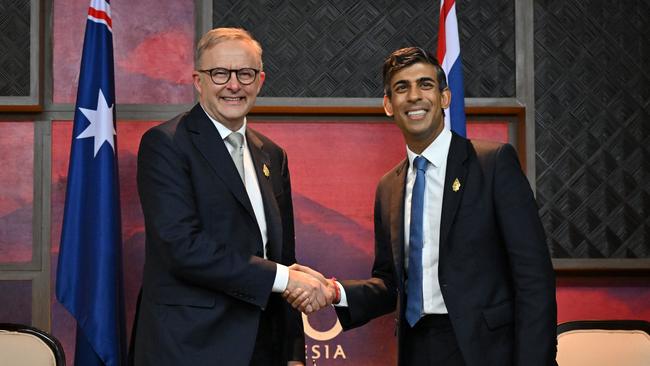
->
[333,281,348,307]
[272,263,289,292]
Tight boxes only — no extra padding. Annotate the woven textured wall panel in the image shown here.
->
[0,0,30,96]
[213,0,515,98]
[535,0,650,258]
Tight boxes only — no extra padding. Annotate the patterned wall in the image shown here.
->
[456,0,515,97]
[213,0,650,258]
[0,0,30,96]
[534,0,650,258]
[213,0,515,98]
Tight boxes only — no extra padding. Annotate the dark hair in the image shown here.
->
[382,47,447,96]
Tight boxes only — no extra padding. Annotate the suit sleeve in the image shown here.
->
[137,127,276,308]
[335,182,398,330]
[493,143,557,365]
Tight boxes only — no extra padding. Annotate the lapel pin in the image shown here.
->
[263,164,270,178]
[452,178,461,192]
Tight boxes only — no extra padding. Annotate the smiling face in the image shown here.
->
[383,62,451,153]
[192,39,265,131]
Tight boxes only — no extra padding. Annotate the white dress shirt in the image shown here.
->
[336,128,452,312]
[203,108,289,292]
[404,128,451,314]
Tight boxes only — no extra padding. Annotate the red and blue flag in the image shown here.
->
[438,0,467,136]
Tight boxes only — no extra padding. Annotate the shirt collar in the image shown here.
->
[200,104,247,141]
[406,128,452,169]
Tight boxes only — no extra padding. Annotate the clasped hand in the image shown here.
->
[283,264,336,314]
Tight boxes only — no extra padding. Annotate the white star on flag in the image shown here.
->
[77,89,116,157]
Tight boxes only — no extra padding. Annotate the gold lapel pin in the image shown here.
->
[263,164,270,178]
[452,178,461,192]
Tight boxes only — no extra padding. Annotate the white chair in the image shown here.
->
[0,323,66,366]
[557,320,650,366]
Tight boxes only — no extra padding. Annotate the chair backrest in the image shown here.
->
[0,323,66,366]
[557,320,650,366]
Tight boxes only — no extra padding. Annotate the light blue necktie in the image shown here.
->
[406,156,427,327]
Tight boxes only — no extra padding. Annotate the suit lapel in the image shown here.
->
[247,129,283,262]
[185,104,256,221]
[440,133,469,247]
[390,160,408,287]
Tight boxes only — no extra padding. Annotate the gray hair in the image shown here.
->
[195,27,263,69]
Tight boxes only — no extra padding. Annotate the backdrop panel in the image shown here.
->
[0,122,34,264]
[52,0,194,104]
[213,0,515,98]
[49,118,650,365]
[534,0,650,259]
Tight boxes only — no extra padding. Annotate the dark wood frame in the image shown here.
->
[252,104,527,170]
[557,319,650,334]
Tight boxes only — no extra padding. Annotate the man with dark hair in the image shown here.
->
[382,47,448,97]
[289,46,557,365]
[134,27,331,366]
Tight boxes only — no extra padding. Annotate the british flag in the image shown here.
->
[438,0,467,136]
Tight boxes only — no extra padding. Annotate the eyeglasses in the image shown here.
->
[198,67,260,85]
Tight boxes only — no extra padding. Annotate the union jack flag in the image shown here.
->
[438,0,467,136]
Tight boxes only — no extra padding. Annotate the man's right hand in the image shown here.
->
[284,265,336,314]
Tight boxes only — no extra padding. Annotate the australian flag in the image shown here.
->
[56,0,126,365]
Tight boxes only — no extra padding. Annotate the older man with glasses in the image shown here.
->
[133,27,331,366]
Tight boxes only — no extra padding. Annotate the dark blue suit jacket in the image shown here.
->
[134,104,304,365]
[336,133,557,366]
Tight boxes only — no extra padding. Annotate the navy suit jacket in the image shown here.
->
[134,104,304,365]
[336,133,557,366]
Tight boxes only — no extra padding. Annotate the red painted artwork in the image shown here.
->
[0,281,32,325]
[0,122,34,264]
[52,1,194,104]
[48,118,650,365]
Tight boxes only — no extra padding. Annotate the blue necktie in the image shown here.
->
[406,156,427,327]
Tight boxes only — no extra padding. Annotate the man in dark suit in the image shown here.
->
[289,47,557,365]
[134,28,330,366]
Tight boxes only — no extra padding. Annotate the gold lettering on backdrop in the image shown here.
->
[333,345,346,359]
[302,313,343,341]
[303,314,347,361]
[306,344,347,360]
[311,345,321,359]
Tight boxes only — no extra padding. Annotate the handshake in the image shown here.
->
[283,264,339,314]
